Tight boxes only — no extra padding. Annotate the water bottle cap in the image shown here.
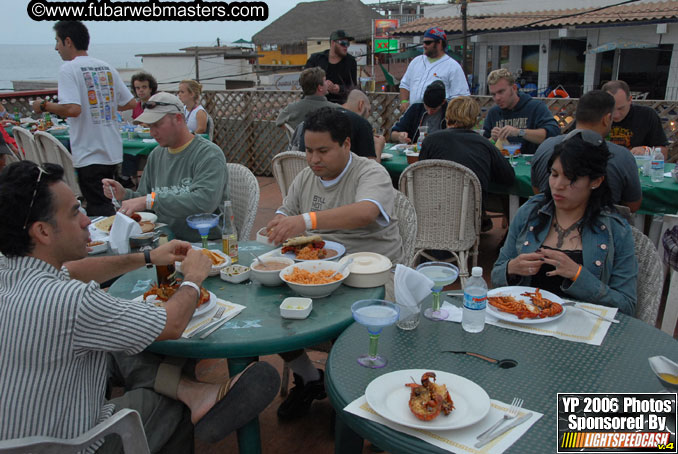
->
[471,266,482,276]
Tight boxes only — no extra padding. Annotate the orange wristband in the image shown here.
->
[572,265,582,283]
[309,211,317,229]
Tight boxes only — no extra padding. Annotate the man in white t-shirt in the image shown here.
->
[32,21,136,216]
[399,26,469,110]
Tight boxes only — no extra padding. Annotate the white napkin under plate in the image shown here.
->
[182,299,245,338]
[441,300,615,346]
[109,212,142,254]
[394,264,434,319]
[344,396,542,454]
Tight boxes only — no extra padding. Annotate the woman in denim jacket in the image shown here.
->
[491,132,637,315]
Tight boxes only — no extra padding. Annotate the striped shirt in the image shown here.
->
[0,256,166,449]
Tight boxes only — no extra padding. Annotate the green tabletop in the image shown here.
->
[326,296,678,454]
[46,131,208,157]
[382,144,678,217]
[107,241,384,359]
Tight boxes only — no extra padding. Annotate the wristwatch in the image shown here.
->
[143,248,153,269]
[518,129,526,138]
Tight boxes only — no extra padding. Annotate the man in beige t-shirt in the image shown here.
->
[267,107,403,419]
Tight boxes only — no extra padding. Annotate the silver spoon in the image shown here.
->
[328,258,353,279]
[444,351,518,369]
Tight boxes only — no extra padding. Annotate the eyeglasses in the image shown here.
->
[23,165,50,231]
[423,40,436,46]
[335,40,350,47]
[563,129,604,147]
[142,101,182,112]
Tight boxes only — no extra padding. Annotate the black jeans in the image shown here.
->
[77,164,118,216]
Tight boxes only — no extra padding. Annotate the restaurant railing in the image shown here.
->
[3,89,677,176]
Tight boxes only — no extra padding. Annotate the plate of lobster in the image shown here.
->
[134,283,216,318]
[487,286,565,324]
[365,369,490,431]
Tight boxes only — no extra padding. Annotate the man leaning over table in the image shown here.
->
[32,21,136,217]
[531,90,642,213]
[102,92,228,243]
[391,80,448,145]
[0,161,279,451]
[602,80,669,159]
[483,68,560,155]
[266,107,403,420]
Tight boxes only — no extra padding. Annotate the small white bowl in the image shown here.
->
[251,257,295,286]
[339,252,392,288]
[220,264,251,284]
[280,297,313,319]
[280,260,350,298]
[88,240,108,255]
[649,355,678,391]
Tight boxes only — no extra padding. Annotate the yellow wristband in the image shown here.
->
[309,212,317,230]
[572,265,582,283]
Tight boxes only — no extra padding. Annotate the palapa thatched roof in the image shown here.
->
[252,0,383,45]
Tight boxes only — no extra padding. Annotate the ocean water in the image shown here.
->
[0,41,211,92]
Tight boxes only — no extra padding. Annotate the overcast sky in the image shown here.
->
[4,0,451,45]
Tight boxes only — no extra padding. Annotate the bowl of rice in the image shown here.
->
[280,260,350,298]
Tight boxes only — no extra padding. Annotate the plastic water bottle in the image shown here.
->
[651,147,664,183]
[462,267,487,333]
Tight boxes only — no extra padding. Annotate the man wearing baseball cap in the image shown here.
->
[391,80,448,144]
[305,30,358,104]
[400,26,469,109]
[102,92,228,241]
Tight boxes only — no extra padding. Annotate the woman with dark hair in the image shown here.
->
[491,132,638,315]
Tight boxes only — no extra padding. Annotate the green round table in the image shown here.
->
[326,296,678,453]
[381,144,678,217]
[108,241,384,454]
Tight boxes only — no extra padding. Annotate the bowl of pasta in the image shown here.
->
[280,260,350,298]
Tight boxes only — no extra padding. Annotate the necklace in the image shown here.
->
[553,217,582,248]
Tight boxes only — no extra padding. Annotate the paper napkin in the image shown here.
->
[109,212,143,254]
[394,264,434,320]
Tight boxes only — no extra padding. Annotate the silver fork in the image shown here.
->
[189,307,225,338]
[477,397,523,440]
[108,184,121,210]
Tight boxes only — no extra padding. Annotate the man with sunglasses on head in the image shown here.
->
[0,161,280,451]
[31,21,136,217]
[399,26,469,111]
[305,30,357,104]
[531,90,642,213]
[102,92,228,242]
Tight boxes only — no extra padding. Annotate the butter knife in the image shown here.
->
[475,412,533,448]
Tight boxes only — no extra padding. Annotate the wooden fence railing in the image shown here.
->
[3,90,677,175]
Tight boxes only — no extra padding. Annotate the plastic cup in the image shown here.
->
[395,299,423,330]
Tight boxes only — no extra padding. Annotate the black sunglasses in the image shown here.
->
[23,165,50,230]
[423,40,436,46]
[335,40,350,47]
[563,129,604,147]
[142,101,182,113]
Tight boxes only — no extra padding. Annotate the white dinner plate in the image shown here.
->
[487,286,566,324]
[134,290,216,318]
[175,247,231,276]
[381,153,393,160]
[93,211,157,233]
[283,240,345,262]
[392,143,415,151]
[365,369,490,431]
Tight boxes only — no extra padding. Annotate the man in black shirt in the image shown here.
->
[305,30,357,104]
[602,80,668,158]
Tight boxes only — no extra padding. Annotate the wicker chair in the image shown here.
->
[271,151,306,199]
[226,163,259,241]
[206,113,215,141]
[33,131,81,198]
[631,226,663,326]
[398,159,481,283]
[393,190,417,266]
[283,123,295,149]
[12,126,42,164]
[0,409,149,454]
